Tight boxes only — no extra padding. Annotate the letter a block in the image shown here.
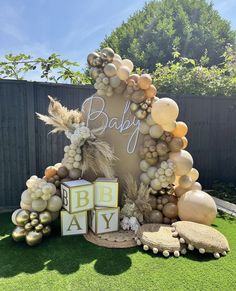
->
[89,207,119,234]
[61,210,87,236]
[61,180,94,213]
[94,177,118,207]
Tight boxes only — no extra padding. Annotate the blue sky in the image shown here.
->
[0,0,235,76]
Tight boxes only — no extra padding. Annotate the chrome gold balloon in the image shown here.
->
[30,211,38,220]
[42,225,51,236]
[39,211,52,225]
[24,222,33,231]
[87,52,99,66]
[31,219,39,227]
[35,223,44,232]
[12,226,27,242]
[15,210,30,226]
[26,231,43,246]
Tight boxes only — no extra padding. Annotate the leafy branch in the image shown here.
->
[0,53,91,84]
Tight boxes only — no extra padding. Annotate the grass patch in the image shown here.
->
[0,212,236,291]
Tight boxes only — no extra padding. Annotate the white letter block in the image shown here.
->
[61,179,94,213]
[61,210,87,236]
[89,207,119,234]
[94,177,118,208]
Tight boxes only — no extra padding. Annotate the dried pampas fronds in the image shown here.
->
[81,138,116,178]
[121,175,152,223]
[36,96,83,133]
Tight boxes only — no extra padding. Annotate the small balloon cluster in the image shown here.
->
[12,209,53,246]
[62,123,92,170]
[87,48,158,121]
[21,175,62,213]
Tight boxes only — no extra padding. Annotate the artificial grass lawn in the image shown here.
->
[0,213,236,291]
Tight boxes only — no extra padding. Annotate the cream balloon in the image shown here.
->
[139,121,150,135]
[47,196,63,212]
[32,199,47,212]
[190,182,202,190]
[178,190,217,225]
[117,66,130,80]
[140,173,150,185]
[122,59,134,71]
[188,168,199,181]
[178,175,193,189]
[104,63,117,77]
[149,124,164,139]
[151,98,179,125]
[20,201,32,211]
[161,121,176,132]
[169,150,193,176]
[21,190,32,205]
[140,160,150,172]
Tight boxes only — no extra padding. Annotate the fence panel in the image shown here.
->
[0,79,236,209]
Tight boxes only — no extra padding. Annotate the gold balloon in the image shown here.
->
[42,225,51,236]
[15,210,30,226]
[39,211,52,225]
[35,223,44,232]
[31,219,39,227]
[172,121,188,138]
[12,226,27,242]
[26,231,43,246]
[24,222,33,231]
[30,211,39,220]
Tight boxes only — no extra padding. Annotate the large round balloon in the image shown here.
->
[169,150,193,176]
[178,190,217,225]
[151,98,179,125]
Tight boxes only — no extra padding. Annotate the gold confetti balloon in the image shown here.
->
[15,210,30,226]
[26,231,43,246]
[39,211,52,225]
[12,226,27,242]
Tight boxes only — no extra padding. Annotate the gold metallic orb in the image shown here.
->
[31,219,39,227]
[87,52,99,66]
[15,210,30,226]
[35,223,44,232]
[30,211,39,220]
[26,231,43,246]
[42,225,52,236]
[24,222,33,231]
[39,211,52,225]
[101,47,115,62]
[12,226,27,242]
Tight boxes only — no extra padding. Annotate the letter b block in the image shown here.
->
[61,210,87,236]
[94,178,118,207]
[89,207,119,234]
[61,180,94,213]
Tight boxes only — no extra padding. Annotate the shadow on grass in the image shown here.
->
[0,213,136,278]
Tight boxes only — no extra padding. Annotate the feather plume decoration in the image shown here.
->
[36,96,83,133]
[81,139,116,178]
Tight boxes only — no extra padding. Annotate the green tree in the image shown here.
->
[101,0,236,71]
[0,53,91,84]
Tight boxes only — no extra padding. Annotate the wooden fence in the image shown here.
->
[0,79,236,209]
